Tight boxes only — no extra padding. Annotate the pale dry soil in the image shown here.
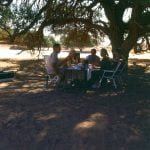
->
[0,57,150,150]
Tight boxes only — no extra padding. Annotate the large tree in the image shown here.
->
[38,0,150,60]
[1,0,150,60]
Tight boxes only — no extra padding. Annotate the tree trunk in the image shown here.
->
[145,35,150,50]
[8,35,15,44]
[109,22,140,61]
[109,28,124,60]
[121,24,140,60]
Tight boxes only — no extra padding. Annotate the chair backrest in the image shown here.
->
[112,61,122,76]
[117,61,127,75]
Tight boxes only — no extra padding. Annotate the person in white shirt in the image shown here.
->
[46,43,61,75]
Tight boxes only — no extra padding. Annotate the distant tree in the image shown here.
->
[44,35,56,47]
[0,0,44,43]
[60,29,98,50]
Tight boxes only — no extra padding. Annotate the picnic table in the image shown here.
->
[64,63,101,83]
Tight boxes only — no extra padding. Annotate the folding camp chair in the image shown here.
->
[43,55,60,88]
[98,62,122,88]
[115,61,127,85]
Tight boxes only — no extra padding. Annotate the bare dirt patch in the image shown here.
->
[0,58,150,150]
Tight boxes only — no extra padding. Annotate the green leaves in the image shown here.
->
[0,0,13,6]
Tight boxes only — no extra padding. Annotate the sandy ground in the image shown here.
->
[0,44,150,150]
[0,43,150,60]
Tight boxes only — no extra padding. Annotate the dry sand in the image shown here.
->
[0,43,150,60]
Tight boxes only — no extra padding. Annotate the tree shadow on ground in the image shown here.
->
[0,59,150,150]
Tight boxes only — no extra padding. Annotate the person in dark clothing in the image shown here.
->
[100,48,112,70]
[87,48,113,88]
[98,48,113,86]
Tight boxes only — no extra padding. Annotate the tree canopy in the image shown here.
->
[0,0,150,59]
[0,0,13,6]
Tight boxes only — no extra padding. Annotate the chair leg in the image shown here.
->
[112,78,117,88]
[116,75,124,86]
[119,76,123,85]
[98,72,105,88]
[46,75,61,88]
[98,78,103,88]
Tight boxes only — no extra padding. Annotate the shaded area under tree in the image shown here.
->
[0,59,150,150]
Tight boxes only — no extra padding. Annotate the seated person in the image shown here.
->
[98,48,113,86]
[85,48,100,67]
[100,48,112,70]
[62,49,80,66]
[85,49,100,87]
[87,48,112,88]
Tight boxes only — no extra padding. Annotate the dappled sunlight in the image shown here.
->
[145,65,150,73]
[0,82,10,88]
[22,81,44,88]
[129,59,150,68]
[0,57,150,149]
[72,113,109,150]
[75,121,96,129]
[0,59,47,95]
[0,79,48,95]
[28,88,49,93]
[0,81,22,92]
[6,111,24,123]
[74,112,108,132]
[96,89,126,98]
[129,52,150,60]
[36,126,50,142]
[126,126,143,146]
[34,113,59,121]
[98,92,118,97]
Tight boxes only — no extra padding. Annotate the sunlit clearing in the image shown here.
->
[129,52,150,59]
[123,8,132,23]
